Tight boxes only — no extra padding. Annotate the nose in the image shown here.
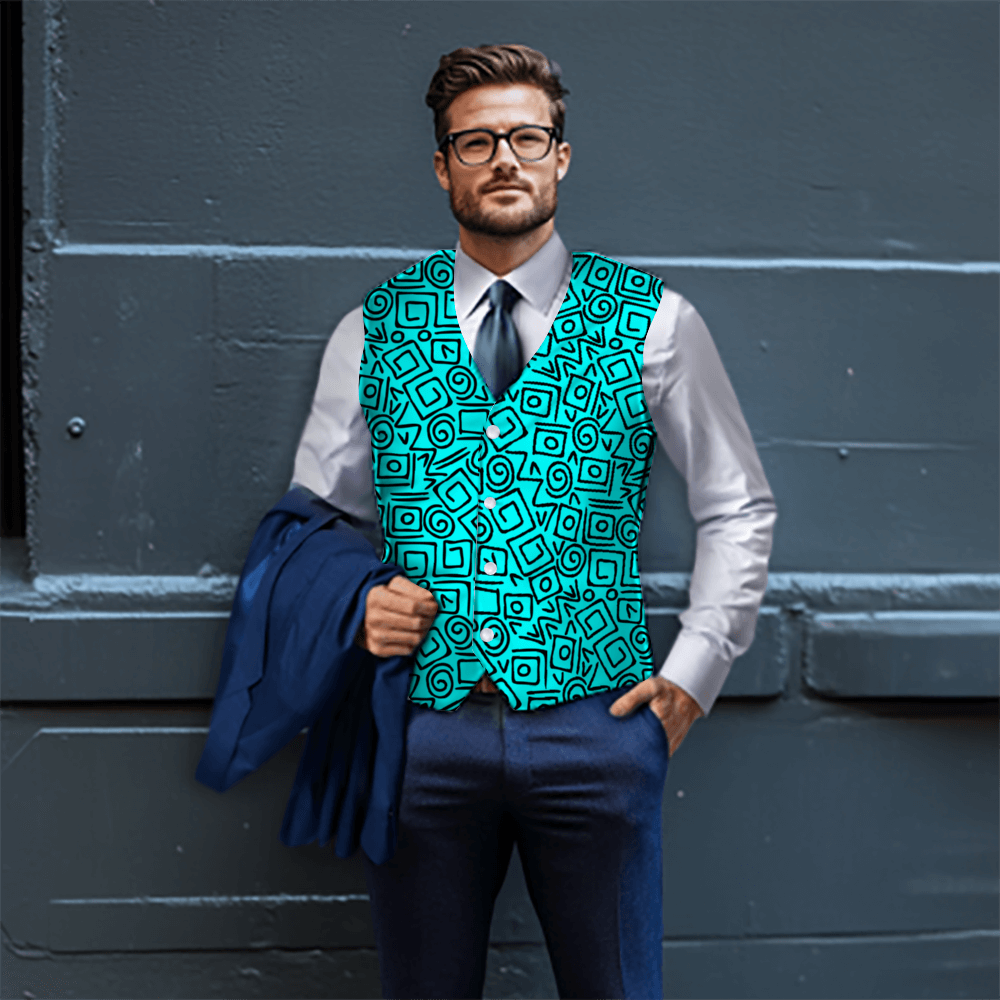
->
[491,135,521,169]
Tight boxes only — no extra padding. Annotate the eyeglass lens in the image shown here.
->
[453,127,553,165]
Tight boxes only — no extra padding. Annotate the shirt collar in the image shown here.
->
[453,229,571,320]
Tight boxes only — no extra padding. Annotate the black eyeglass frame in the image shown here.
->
[437,125,563,166]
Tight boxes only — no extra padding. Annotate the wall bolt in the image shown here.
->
[838,447,849,459]
[66,416,87,438]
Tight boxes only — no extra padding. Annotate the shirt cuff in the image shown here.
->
[657,629,732,716]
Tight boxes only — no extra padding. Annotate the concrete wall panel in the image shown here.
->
[55,2,998,260]
[33,256,1000,575]
[35,254,216,575]
[3,701,995,956]
[3,933,997,1000]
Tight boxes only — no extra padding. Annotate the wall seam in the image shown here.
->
[48,243,1000,273]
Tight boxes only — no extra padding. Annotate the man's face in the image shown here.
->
[433,83,572,238]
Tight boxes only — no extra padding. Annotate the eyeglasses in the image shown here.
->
[439,126,561,166]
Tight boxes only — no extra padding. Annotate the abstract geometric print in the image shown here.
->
[361,251,664,711]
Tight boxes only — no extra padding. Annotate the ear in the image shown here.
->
[555,141,572,182]
[433,149,452,193]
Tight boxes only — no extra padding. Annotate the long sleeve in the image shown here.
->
[291,306,381,537]
[642,291,777,716]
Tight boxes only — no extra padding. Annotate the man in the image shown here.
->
[293,43,776,1000]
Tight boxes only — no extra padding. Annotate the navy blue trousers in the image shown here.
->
[362,686,670,999]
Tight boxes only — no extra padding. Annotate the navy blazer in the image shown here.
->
[195,487,410,865]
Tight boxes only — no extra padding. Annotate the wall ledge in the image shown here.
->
[2,570,997,615]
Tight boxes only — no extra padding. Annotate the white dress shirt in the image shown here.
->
[292,230,777,715]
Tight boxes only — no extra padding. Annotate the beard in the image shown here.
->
[449,173,558,237]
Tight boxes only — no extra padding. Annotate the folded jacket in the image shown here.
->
[195,486,409,864]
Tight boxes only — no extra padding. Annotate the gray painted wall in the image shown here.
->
[2,2,998,998]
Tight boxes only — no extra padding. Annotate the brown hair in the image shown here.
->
[425,44,570,146]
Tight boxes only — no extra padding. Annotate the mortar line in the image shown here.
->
[51,243,1000,274]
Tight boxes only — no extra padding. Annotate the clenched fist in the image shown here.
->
[356,575,439,657]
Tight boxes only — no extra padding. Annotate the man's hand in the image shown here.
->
[609,676,704,757]
[356,575,439,657]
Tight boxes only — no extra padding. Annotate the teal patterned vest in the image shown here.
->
[360,250,663,711]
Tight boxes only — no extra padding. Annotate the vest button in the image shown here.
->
[486,424,501,439]
[483,497,496,509]
[480,627,495,642]
[484,562,497,575]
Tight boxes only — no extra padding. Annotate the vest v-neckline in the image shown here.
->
[443,249,580,404]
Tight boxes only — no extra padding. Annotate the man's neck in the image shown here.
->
[457,219,554,277]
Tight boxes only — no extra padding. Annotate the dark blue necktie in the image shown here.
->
[473,280,523,401]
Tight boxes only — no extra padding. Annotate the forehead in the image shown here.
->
[446,84,553,131]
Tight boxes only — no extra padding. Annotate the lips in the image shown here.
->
[484,185,528,194]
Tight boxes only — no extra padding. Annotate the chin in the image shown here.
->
[478,218,545,238]
[485,200,555,227]
[451,190,558,239]
[483,209,534,230]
